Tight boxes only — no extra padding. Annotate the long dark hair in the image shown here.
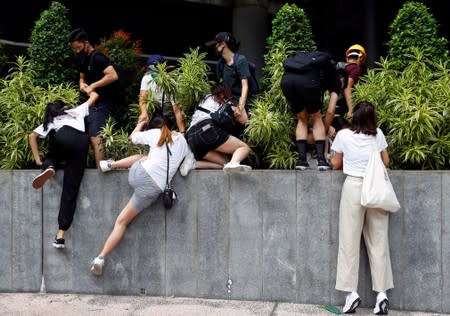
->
[351,101,378,135]
[43,100,67,131]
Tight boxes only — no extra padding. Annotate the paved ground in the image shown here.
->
[0,293,449,316]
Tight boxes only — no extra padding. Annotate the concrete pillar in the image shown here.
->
[232,0,269,79]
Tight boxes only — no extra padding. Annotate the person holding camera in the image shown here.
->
[90,115,188,276]
[179,82,252,176]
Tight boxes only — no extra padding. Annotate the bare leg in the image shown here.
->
[296,111,309,140]
[98,200,139,258]
[56,229,65,240]
[215,135,250,163]
[111,154,146,169]
[90,136,104,169]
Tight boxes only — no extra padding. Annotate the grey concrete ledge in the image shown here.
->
[0,169,449,313]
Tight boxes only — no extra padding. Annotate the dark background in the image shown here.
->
[0,0,448,64]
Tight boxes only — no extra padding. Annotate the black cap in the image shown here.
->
[205,32,232,47]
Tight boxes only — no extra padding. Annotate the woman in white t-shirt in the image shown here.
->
[330,101,392,315]
[90,115,189,276]
[29,91,98,249]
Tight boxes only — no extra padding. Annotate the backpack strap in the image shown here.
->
[198,106,211,114]
[88,50,99,72]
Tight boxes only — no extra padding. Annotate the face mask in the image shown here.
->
[214,45,223,56]
[76,50,87,65]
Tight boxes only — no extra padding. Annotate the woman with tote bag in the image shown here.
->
[329,101,393,315]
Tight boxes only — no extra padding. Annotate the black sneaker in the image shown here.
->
[32,167,55,189]
[52,237,65,249]
[317,159,330,171]
[295,160,310,170]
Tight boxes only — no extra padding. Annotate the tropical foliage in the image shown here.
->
[353,49,450,170]
[246,3,317,169]
[27,1,77,86]
[386,1,448,71]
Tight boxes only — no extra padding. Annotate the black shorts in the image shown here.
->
[85,101,112,137]
[186,119,230,160]
[281,72,322,115]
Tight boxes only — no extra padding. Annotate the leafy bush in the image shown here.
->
[246,3,316,169]
[353,49,450,170]
[386,1,448,71]
[262,3,316,88]
[27,1,77,86]
[95,30,143,130]
[0,56,79,169]
[173,47,212,123]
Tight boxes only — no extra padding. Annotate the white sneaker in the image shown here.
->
[99,160,114,172]
[90,256,105,276]
[343,291,361,314]
[223,162,252,174]
[179,150,196,176]
[373,292,389,314]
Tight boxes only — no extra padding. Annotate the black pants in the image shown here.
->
[43,126,89,231]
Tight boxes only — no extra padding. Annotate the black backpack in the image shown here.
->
[198,101,237,134]
[283,51,334,73]
[218,53,260,96]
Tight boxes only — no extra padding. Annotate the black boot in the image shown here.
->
[295,140,310,170]
[315,140,330,171]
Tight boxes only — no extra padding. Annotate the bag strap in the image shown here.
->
[165,142,171,187]
[197,106,211,114]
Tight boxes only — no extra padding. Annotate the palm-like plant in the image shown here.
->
[353,49,450,170]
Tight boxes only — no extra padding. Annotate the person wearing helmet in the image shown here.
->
[344,44,366,117]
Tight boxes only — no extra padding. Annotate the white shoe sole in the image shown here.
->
[343,297,361,314]
[223,165,252,174]
[91,263,103,276]
[52,243,65,249]
[32,168,55,189]
[374,298,389,314]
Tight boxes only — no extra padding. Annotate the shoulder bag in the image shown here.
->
[162,142,177,209]
[360,138,401,212]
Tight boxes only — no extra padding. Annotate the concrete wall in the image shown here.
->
[0,169,449,313]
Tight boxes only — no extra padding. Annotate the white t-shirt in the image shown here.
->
[187,95,220,128]
[131,129,188,190]
[33,102,90,138]
[331,127,388,177]
[140,72,176,107]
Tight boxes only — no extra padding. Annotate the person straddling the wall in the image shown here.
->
[29,91,99,249]
[90,115,189,276]
[329,101,392,315]
[343,44,366,117]
[179,82,251,176]
[69,28,119,169]
[280,51,341,171]
[205,32,254,130]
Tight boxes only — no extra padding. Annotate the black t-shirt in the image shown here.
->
[79,51,116,103]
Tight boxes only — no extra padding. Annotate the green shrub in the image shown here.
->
[353,49,450,170]
[173,47,212,124]
[386,1,448,71]
[27,1,77,86]
[95,30,143,130]
[0,56,79,169]
[246,3,316,169]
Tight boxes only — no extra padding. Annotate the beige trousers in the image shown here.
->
[335,176,394,293]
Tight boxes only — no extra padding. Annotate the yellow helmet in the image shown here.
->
[346,44,366,64]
